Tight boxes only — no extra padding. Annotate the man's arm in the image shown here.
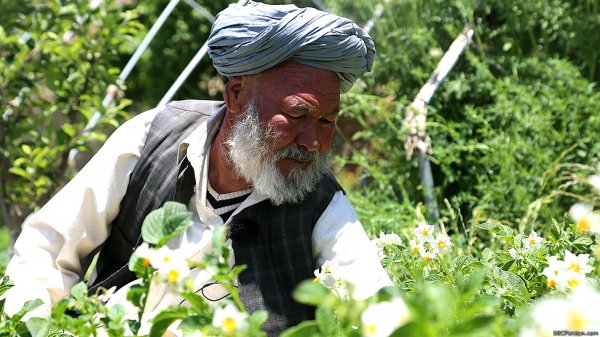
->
[3,108,158,317]
[312,191,393,300]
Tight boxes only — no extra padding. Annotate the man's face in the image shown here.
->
[225,61,341,204]
[248,61,341,177]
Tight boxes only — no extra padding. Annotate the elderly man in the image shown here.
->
[5,1,391,335]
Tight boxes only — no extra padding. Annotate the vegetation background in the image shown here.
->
[0,0,599,326]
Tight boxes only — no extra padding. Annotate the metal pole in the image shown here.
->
[158,40,209,106]
[157,0,248,107]
[68,0,182,165]
[182,0,215,22]
[403,25,473,225]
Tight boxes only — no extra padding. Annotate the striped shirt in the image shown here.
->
[206,183,252,222]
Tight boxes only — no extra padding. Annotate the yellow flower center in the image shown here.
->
[529,238,536,244]
[570,263,580,272]
[223,317,237,333]
[324,267,332,273]
[547,279,556,288]
[412,246,420,253]
[567,311,588,331]
[438,241,445,249]
[567,278,579,289]
[424,256,431,263]
[365,323,377,335]
[577,217,590,232]
[422,229,429,236]
[162,256,171,263]
[142,258,151,267]
[167,270,179,283]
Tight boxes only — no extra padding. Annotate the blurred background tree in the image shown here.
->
[0,0,141,255]
[1,0,599,265]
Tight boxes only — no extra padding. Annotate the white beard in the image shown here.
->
[225,99,334,205]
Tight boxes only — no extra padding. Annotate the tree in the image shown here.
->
[0,0,141,247]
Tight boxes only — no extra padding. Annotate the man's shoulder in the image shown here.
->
[162,100,225,116]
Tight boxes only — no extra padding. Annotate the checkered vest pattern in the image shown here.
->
[89,100,342,336]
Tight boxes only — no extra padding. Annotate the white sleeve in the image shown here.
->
[3,108,159,318]
[312,191,393,300]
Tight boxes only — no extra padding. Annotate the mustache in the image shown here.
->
[275,144,319,162]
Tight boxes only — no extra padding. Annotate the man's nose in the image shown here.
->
[296,120,319,152]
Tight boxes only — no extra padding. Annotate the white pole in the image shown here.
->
[157,0,249,107]
[69,0,182,164]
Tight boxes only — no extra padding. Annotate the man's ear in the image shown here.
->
[224,77,244,113]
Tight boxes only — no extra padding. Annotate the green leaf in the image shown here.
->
[13,299,44,321]
[476,222,513,236]
[280,320,319,337]
[149,306,190,337]
[21,144,32,155]
[25,317,49,337]
[178,315,209,336]
[452,255,481,273]
[315,306,336,334]
[449,315,497,336]
[572,235,593,246]
[8,167,30,179]
[0,275,14,297]
[141,201,193,247]
[60,123,76,137]
[292,281,330,306]
[481,248,494,262]
[107,304,125,322]
[179,293,209,312]
[460,268,487,299]
[70,282,87,301]
[248,310,268,330]
[126,284,146,309]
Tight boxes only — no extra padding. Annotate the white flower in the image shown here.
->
[409,239,423,255]
[157,259,190,285]
[524,286,600,336]
[150,245,191,285]
[589,174,600,194]
[414,221,434,242]
[542,256,565,289]
[432,233,451,253]
[314,261,349,299]
[212,303,248,334]
[133,242,155,269]
[97,286,117,303]
[522,231,543,249]
[563,251,593,275]
[570,203,600,233]
[361,298,411,337]
[558,270,587,291]
[372,240,385,259]
[419,250,436,263]
[376,232,403,246]
[151,245,186,270]
[509,248,523,260]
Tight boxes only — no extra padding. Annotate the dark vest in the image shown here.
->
[89,100,342,336]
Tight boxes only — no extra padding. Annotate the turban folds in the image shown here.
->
[207,1,375,92]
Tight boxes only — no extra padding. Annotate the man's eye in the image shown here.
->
[282,111,303,119]
[319,117,336,125]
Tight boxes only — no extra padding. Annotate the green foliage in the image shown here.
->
[0,0,140,238]
[141,201,193,246]
[328,0,600,240]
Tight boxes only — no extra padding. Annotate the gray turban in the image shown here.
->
[207,1,375,92]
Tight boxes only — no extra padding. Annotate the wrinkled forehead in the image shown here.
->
[254,60,341,100]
